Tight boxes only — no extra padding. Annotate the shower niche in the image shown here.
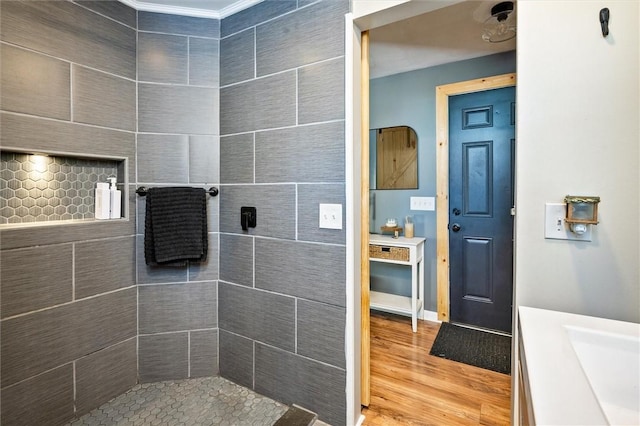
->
[0,151,126,225]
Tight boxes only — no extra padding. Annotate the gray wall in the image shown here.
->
[218,1,349,424]
[0,1,138,424]
[368,51,516,311]
[135,10,220,384]
[1,0,351,424]
[0,2,221,424]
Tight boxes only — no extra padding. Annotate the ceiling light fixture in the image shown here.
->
[482,1,516,43]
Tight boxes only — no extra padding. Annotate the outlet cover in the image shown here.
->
[544,203,592,241]
[319,203,342,230]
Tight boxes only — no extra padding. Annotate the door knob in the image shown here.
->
[451,223,461,232]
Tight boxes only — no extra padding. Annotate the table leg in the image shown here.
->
[411,261,417,332]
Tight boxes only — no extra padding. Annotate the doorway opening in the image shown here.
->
[354,2,518,418]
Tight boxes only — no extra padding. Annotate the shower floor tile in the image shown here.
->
[67,376,288,426]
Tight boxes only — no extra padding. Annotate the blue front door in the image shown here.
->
[448,86,515,333]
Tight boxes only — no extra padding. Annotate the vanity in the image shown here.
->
[369,234,425,332]
[518,306,640,425]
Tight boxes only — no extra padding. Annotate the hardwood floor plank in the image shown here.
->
[362,312,511,426]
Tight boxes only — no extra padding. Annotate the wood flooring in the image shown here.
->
[361,312,511,426]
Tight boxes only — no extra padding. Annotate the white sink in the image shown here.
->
[565,325,640,425]
[519,306,640,425]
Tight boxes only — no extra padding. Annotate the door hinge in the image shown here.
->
[510,207,516,216]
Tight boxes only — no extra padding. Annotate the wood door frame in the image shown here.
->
[435,73,517,322]
[360,30,371,407]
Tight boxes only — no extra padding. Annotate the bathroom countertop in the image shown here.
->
[518,306,640,425]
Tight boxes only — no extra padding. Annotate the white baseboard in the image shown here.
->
[355,414,365,426]
[422,309,440,322]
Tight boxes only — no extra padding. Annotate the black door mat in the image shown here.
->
[273,405,317,426]
[429,322,511,375]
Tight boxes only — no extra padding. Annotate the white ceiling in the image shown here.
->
[119,0,261,18]
[124,0,516,78]
[369,1,516,78]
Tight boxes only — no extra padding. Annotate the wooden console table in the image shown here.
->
[369,234,425,332]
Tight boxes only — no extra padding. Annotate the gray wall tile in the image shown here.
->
[219,330,253,389]
[75,236,135,299]
[189,37,219,87]
[73,65,136,131]
[255,343,346,426]
[1,113,135,186]
[136,235,189,284]
[1,244,72,318]
[0,364,74,426]
[139,11,219,38]
[1,1,136,79]
[219,185,295,239]
[72,0,137,29]
[220,133,254,184]
[1,44,70,120]
[137,134,189,183]
[219,233,253,287]
[255,1,347,76]
[139,84,218,134]
[298,57,345,124]
[297,300,345,368]
[221,0,296,37]
[139,282,217,334]
[0,189,136,250]
[189,135,219,184]
[139,332,189,382]
[255,239,346,306]
[190,329,219,378]
[220,71,295,134]
[255,121,345,183]
[220,28,254,86]
[297,0,318,7]
[1,288,136,387]
[189,234,219,281]
[205,194,220,233]
[138,32,188,84]
[219,282,294,351]
[75,338,137,416]
[297,184,345,244]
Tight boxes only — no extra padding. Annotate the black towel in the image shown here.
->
[144,187,207,266]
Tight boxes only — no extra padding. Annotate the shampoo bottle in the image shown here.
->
[108,176,121,219]
[95,182,110,219]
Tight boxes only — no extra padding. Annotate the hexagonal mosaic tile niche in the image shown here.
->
[1,152,121,225]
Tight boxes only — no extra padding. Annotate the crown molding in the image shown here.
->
[118,0,262,19]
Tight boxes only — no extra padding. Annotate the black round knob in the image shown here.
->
[451,223,461,232]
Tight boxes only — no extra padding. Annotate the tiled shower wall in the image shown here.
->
[134,11,220,383]
[0,1,138,425]
[1,0,350,424]
[0,1,221,424]
[218,1,348,425]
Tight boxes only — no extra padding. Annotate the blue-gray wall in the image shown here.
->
[369,51,516,311]
[218,1,348,424]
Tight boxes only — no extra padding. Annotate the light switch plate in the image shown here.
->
[410,196,435,211]
[544,203,592,241]
[319,203,342,230]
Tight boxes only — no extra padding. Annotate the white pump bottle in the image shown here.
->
[108,176,121,219]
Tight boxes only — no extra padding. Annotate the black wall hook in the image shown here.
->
[599,8,610,37]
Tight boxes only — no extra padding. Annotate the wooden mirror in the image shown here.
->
[370,126,418,189]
